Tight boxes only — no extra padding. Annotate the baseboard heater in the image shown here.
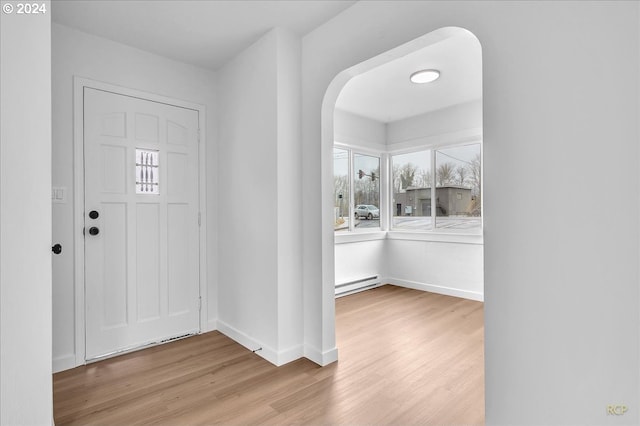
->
[335,275,381,298]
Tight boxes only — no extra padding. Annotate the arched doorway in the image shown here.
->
[320,26,484,422]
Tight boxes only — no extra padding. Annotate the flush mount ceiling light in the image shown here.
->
[410,69,440,84]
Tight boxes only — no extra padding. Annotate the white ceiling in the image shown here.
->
[335,29,482,123]
[52,1,480,123]
[52,0,356,71]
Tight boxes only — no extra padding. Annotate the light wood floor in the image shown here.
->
[54,285,484,425]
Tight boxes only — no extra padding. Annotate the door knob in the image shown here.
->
[52,244,62,254]
[89,210,99,219]
[89,227,100,236]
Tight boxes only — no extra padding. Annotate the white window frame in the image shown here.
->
[334,142,385,236]
[387,140,484,235]
[387,136,483,241]
[334,134,483,245]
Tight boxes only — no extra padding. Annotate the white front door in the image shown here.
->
[84,88,200,360]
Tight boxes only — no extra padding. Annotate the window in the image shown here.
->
[136,148,159,194]
[353,153,380,230]
[334,142,481,235]
[391,150,432,230]
[434,144,481,230]
[333,148,350,232]
[391,142,481,233]
[333,147,381,233]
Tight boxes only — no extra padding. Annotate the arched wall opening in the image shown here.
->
[302,3,640,424]
[319,24,483,369]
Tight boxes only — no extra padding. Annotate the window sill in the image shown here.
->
[335,231,386,244]
[334,230,483,245]
[387,231,483,245]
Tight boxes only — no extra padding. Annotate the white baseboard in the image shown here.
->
[203,317,218,333]
[278,344,304,366]
[53,354,77,373]
[216,320,303,366]
[304,345,338,366]
[385,277,484,302]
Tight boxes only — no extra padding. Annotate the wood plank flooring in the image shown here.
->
[54,285,484,425]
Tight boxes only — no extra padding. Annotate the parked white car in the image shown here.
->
[354,205,380,220]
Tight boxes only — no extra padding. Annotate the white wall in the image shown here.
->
[385,237,483,301]
[333,109,387,289]
[385,100,484,301]
[386,99,482,147]
[334,108,386,149]
[303,1,639,424]
[335,239,386,285]
[217,28,304,365]
[217,27,279,361]
[51,23,218,372]
[0,4,53,424]
[275,29,304,357]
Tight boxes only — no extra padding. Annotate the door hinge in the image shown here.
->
[198,296,202,311]
[197,128,201,142]
[198,212,201,226]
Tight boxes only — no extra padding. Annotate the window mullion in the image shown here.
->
[381,153,389,231]
[431,149,437,228]
[349,149,355,232]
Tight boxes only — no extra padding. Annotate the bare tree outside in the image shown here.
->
[415,168,432,188]
[391,145,481,231]
[468,152,481,216]
[456,165,467,186]
[391,150,432,229]
[399,163,417,190]
[436,162,456,186]
[338,144,481,233]
[392,163,402,194]
[435,144,481,228]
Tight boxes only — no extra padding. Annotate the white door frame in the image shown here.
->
[72,76,208,366]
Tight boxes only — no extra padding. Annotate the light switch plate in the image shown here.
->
[52,186,66,204]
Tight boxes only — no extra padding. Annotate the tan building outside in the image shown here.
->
[393,186,475,217]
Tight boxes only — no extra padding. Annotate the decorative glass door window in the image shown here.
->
[136,149,159,194]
